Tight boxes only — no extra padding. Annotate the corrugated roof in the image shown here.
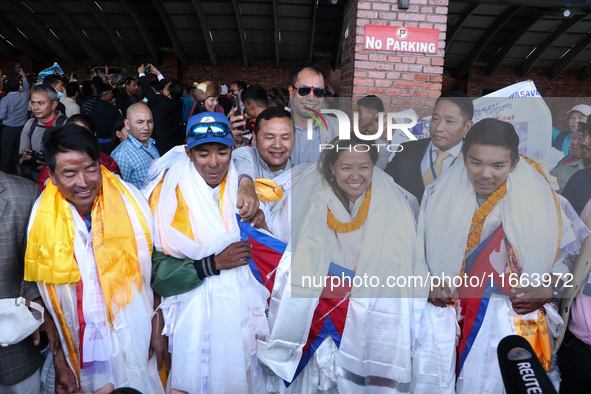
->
[445,1,591,77]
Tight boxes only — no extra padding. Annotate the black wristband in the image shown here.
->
[193,254,220,280]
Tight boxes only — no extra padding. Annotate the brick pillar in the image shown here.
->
[340,0,448,117]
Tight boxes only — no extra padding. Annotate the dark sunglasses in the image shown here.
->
[578,122,591,134]
[292,85,325,98]
[187,122,231,139]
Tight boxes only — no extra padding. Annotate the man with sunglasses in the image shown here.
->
[146,112,271,393]
[288,61,339,165]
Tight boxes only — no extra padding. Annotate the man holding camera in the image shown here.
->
[19,84,67,180]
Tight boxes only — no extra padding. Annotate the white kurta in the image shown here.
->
[146,152,270,394]
[259,168,422,394]
[29,181,163,394]
[412,158,589,394]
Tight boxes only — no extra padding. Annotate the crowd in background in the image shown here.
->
[1,58,591,394]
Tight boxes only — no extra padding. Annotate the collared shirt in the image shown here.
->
[293,123,322,166]
[110,134,160,189]
[59,95,80,118]
[291,114,339,166]
[233,145,291,180]
[420,140,463,178]
[551,159,585,193]
[0,77,30,127]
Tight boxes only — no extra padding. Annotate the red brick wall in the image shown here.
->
[340,0,448,116]
[0,52,342,94]
[461,65,591,98]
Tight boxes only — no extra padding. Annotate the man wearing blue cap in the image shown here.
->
[144,112,270,393]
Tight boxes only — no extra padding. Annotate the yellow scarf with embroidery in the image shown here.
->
[25,166,152,322]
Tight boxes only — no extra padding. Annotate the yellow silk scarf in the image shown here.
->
[25,166,152,322]
[515,311,553,372]
[254,178,282,202]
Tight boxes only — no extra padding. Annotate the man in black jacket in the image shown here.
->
[385,94,474,203]
[90,83,121,152]
[138,64,183,155]
[115,76,140,114]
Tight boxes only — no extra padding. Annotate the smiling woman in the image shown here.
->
[258,135,422,393]
[319,136,378,213]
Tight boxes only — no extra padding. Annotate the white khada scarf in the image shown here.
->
[412,158,589,394]
[258,166,427,394]
[144,147,270,394]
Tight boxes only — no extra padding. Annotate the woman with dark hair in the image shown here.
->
[259,136,423,394]
[108,116,127,154]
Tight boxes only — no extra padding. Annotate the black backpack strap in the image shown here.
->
[28,118,39,149]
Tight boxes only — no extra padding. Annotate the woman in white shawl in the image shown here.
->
[258,136,424,394]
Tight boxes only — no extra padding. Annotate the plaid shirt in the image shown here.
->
[110,134,160,189]
[0,172,44,385]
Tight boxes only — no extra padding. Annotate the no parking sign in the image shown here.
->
[364,25,439,54]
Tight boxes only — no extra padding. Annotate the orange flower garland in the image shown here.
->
[327,186,371,233]
[466,182,507,250]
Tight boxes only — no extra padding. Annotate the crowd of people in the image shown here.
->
[0,58,590,394]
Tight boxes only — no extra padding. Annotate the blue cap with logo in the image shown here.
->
[186,112,234,150]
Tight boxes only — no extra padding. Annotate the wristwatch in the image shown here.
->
[550,282,562,302]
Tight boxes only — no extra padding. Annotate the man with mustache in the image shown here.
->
[562,120,591,215]
[551,128,584,192]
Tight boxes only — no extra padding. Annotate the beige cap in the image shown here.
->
[567,104,591,116]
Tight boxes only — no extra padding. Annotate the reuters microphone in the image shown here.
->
[497,335,557,394]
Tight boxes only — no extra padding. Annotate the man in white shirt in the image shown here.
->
[59,82,81,118]
[385,93,474,203]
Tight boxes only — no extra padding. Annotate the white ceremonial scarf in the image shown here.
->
[258,167,424,394]
[420,157,586,284]
[412,158,590,394]
[30,181,163,394]
[146,149,270,394]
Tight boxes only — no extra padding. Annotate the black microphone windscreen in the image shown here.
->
[497,335,557,394]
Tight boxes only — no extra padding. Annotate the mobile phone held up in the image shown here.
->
[15,63,21,73]
[231,93,244,131]
[144,64,151,73]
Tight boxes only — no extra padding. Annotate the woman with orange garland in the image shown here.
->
[258,136,424,394]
